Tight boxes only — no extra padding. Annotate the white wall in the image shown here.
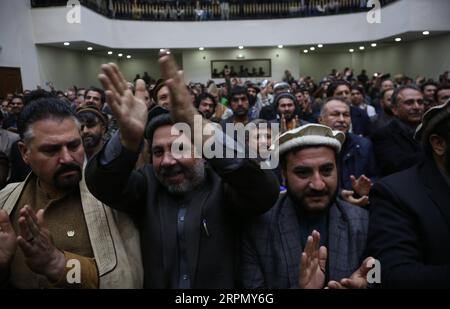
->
[0,0,40,90]
[299,33,450,81]
[36,45,111,90]
[35,46,184,91]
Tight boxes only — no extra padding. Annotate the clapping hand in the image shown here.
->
[298,230,328,289]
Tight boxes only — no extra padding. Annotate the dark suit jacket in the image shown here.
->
[371,119,424,177]
[85,145,279,288]
[350,106,371,137]
[366,158,450,288]
[240,194,368,288]
[339,133,377,191]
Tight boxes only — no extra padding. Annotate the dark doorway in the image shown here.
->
[0,67,23,98]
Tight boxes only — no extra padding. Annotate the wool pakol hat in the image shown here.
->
[272,123,346,157]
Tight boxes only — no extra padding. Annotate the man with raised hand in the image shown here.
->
[86,51,279,288]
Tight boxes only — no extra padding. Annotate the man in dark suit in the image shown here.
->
[327,81,372,137]
[371,85,425,177]
[367,99,450,288]
[85,51,279,288]
[318,97,377,207]
[240,124,374,289]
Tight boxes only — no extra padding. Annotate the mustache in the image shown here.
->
[305,189,329,197]
[54,163,82,178]
[160,165,184,177]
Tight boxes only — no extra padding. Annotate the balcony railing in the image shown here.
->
[31,0,398,21]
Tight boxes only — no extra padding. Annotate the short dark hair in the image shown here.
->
[194,92,217,109]
[229,85,248,101]
[435,84,450,102]
[421,80,438,92]
[351,85,365,96]
[380,88,394,101]
[11,95,23,102]
[23,89,55,105]
[86,86,106,104]
[391,85,422,106]
[18,97,78,142]
[326,80,351,98]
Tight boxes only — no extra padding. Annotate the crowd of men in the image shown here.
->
[0,53,449,289]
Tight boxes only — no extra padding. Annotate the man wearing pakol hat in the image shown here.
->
[367,99,450,288]
[241,123,375,289]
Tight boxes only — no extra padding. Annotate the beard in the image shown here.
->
[53,163,82,191]
[286,179,337,216]
[199,109,213,119]
[82,133,103,150]
[282,112,295,121]
[155,159,205,195]
[233,107,248,117]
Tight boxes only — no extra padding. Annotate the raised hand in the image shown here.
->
[341,189,369,207]
[98,63,148,152]
[298,230,327,289]
[326,257,375,289]
[159,50,197,123]
[280,114,287,133]
[17,206,66,283]
[350,175,372,197]
[0,210,17,277]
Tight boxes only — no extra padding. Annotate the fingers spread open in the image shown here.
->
[101,64,125,97]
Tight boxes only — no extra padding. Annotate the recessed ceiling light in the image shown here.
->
[349,49,355,53]
[310,47,315,51]
[318,44,323,48]
[63,42,70,46]
[199,47,204,51]
[118,53,123,57]
[303,49,309,53]
[126,55,131,59]
[237,54,244,58]
[359,46,365,50]
[87,47,93,51]
[108,51,113,55]
[423,31,430,35]
[238,46,244,50]
[395,37,402,42]
[371,43,377,47]
[277,45,283,49]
